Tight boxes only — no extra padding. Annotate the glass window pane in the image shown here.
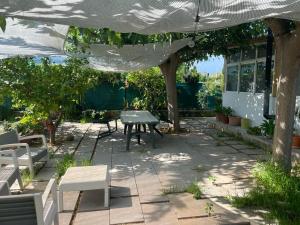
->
[226,66,238,91]
[256,62,266,93]
[256,61,274,93]
[257,44,267,58]
[227,49,240,63]
[240,64,255,92]
[242,47,256,61]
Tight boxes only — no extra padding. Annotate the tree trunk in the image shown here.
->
[46,120,56,145]
[266,18,300,172]
[159,54,180,132]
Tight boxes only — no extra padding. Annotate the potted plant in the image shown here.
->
[260,119,275,138]
[292,130,300,148]
[222,107,232,124]
[228,109,241,126]
[292,107,300,148]
[215,105,224,122]
[241,118,251,129]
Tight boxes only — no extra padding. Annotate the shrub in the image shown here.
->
[260,119,275,137]
[231,162,300,225]
[185,182,202,199]
[247,126,262,136]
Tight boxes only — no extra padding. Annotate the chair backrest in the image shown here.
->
[0,194,39,225]
[0,131,19,146]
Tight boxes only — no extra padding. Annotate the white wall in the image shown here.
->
[223,92,300,127]
[223,92,266,126]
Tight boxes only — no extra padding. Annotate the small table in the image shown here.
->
[58,165,109,212]
[120,110,160,151]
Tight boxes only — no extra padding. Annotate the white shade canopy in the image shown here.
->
[0,18,68,57]
[1,1,300,34]
[86,39,190,72]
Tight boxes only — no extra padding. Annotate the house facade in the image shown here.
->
[222,43,300,127]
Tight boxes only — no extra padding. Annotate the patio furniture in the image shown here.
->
[92,111,118,138]
[0,130,49,177]
[0,178,59,225]
[120,110,160,151]
[58,165,109,212]
[0,181,10,196]
[0,149,23,195]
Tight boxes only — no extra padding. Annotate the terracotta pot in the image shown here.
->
[228,116,241,126]
[241,118,251,129]
[292,135,300,148]
[216,113,229,124]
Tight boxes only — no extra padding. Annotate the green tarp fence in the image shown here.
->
[82,82,217,111]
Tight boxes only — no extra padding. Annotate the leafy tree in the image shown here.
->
[66,21,267,132]
[0,57,101,144]
[126,67,166,112]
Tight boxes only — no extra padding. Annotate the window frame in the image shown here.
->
[225,43,275,94]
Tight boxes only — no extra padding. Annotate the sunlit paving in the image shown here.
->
[1,1,300,225]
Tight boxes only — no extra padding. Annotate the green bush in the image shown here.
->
[56,154,76,179]
[231,162,300,225]
[185,182,202,199]
[247,126,262,136]
[3,114,44,135]
[260,119,275,137]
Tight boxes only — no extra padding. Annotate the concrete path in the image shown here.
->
[20,118,269,225]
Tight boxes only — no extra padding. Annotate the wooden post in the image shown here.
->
[266,18,300,172]
[159,54,180,132]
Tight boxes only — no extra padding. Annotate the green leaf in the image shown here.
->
[0,16,6,32]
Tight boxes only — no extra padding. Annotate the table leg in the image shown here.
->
[115,119,118,131]
[124,124,127,135]
[126,124,133,151]
[142,124,146,132]
[137,124,141,144]
[104,186,109,208]
[148,124,156,148]
[58,190,63,212]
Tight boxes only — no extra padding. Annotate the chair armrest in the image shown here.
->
[0,181,10,196]
[0,149,19,168]
[0,143,32,160]
[42,178,57,207]
[0,143,29,149]
[19,135,47,148]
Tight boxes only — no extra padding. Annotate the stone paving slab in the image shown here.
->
[110,196,144,225]
[231,144,256,150]
[179,216,250,225]
[59,212,73,225]
[74,210,109,225]
[78,189,107,212]
[33,167,56,181]
[139,194,169,204]
[142,202,179,225]
[60,191,80,212]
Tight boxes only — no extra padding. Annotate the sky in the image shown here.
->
[194,56,224,75]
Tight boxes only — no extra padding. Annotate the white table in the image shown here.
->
[58,165,109,212]
[120,110,160,151]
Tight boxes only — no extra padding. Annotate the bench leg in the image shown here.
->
[104,186,109,208]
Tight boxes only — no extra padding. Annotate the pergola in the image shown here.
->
[1,0,300,171]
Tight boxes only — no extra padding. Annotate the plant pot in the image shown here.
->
[228,116,241,126]
[241,118,251,129]
[292,135,300,148]
[216,113,229,124]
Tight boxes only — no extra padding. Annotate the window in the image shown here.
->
[242,47,256,61]
[257,44,267,58]
[256,62,266,93]
[240,64,255,92]
[226,66,238,91]
[227,49,240,64]
[256,61,275,93]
